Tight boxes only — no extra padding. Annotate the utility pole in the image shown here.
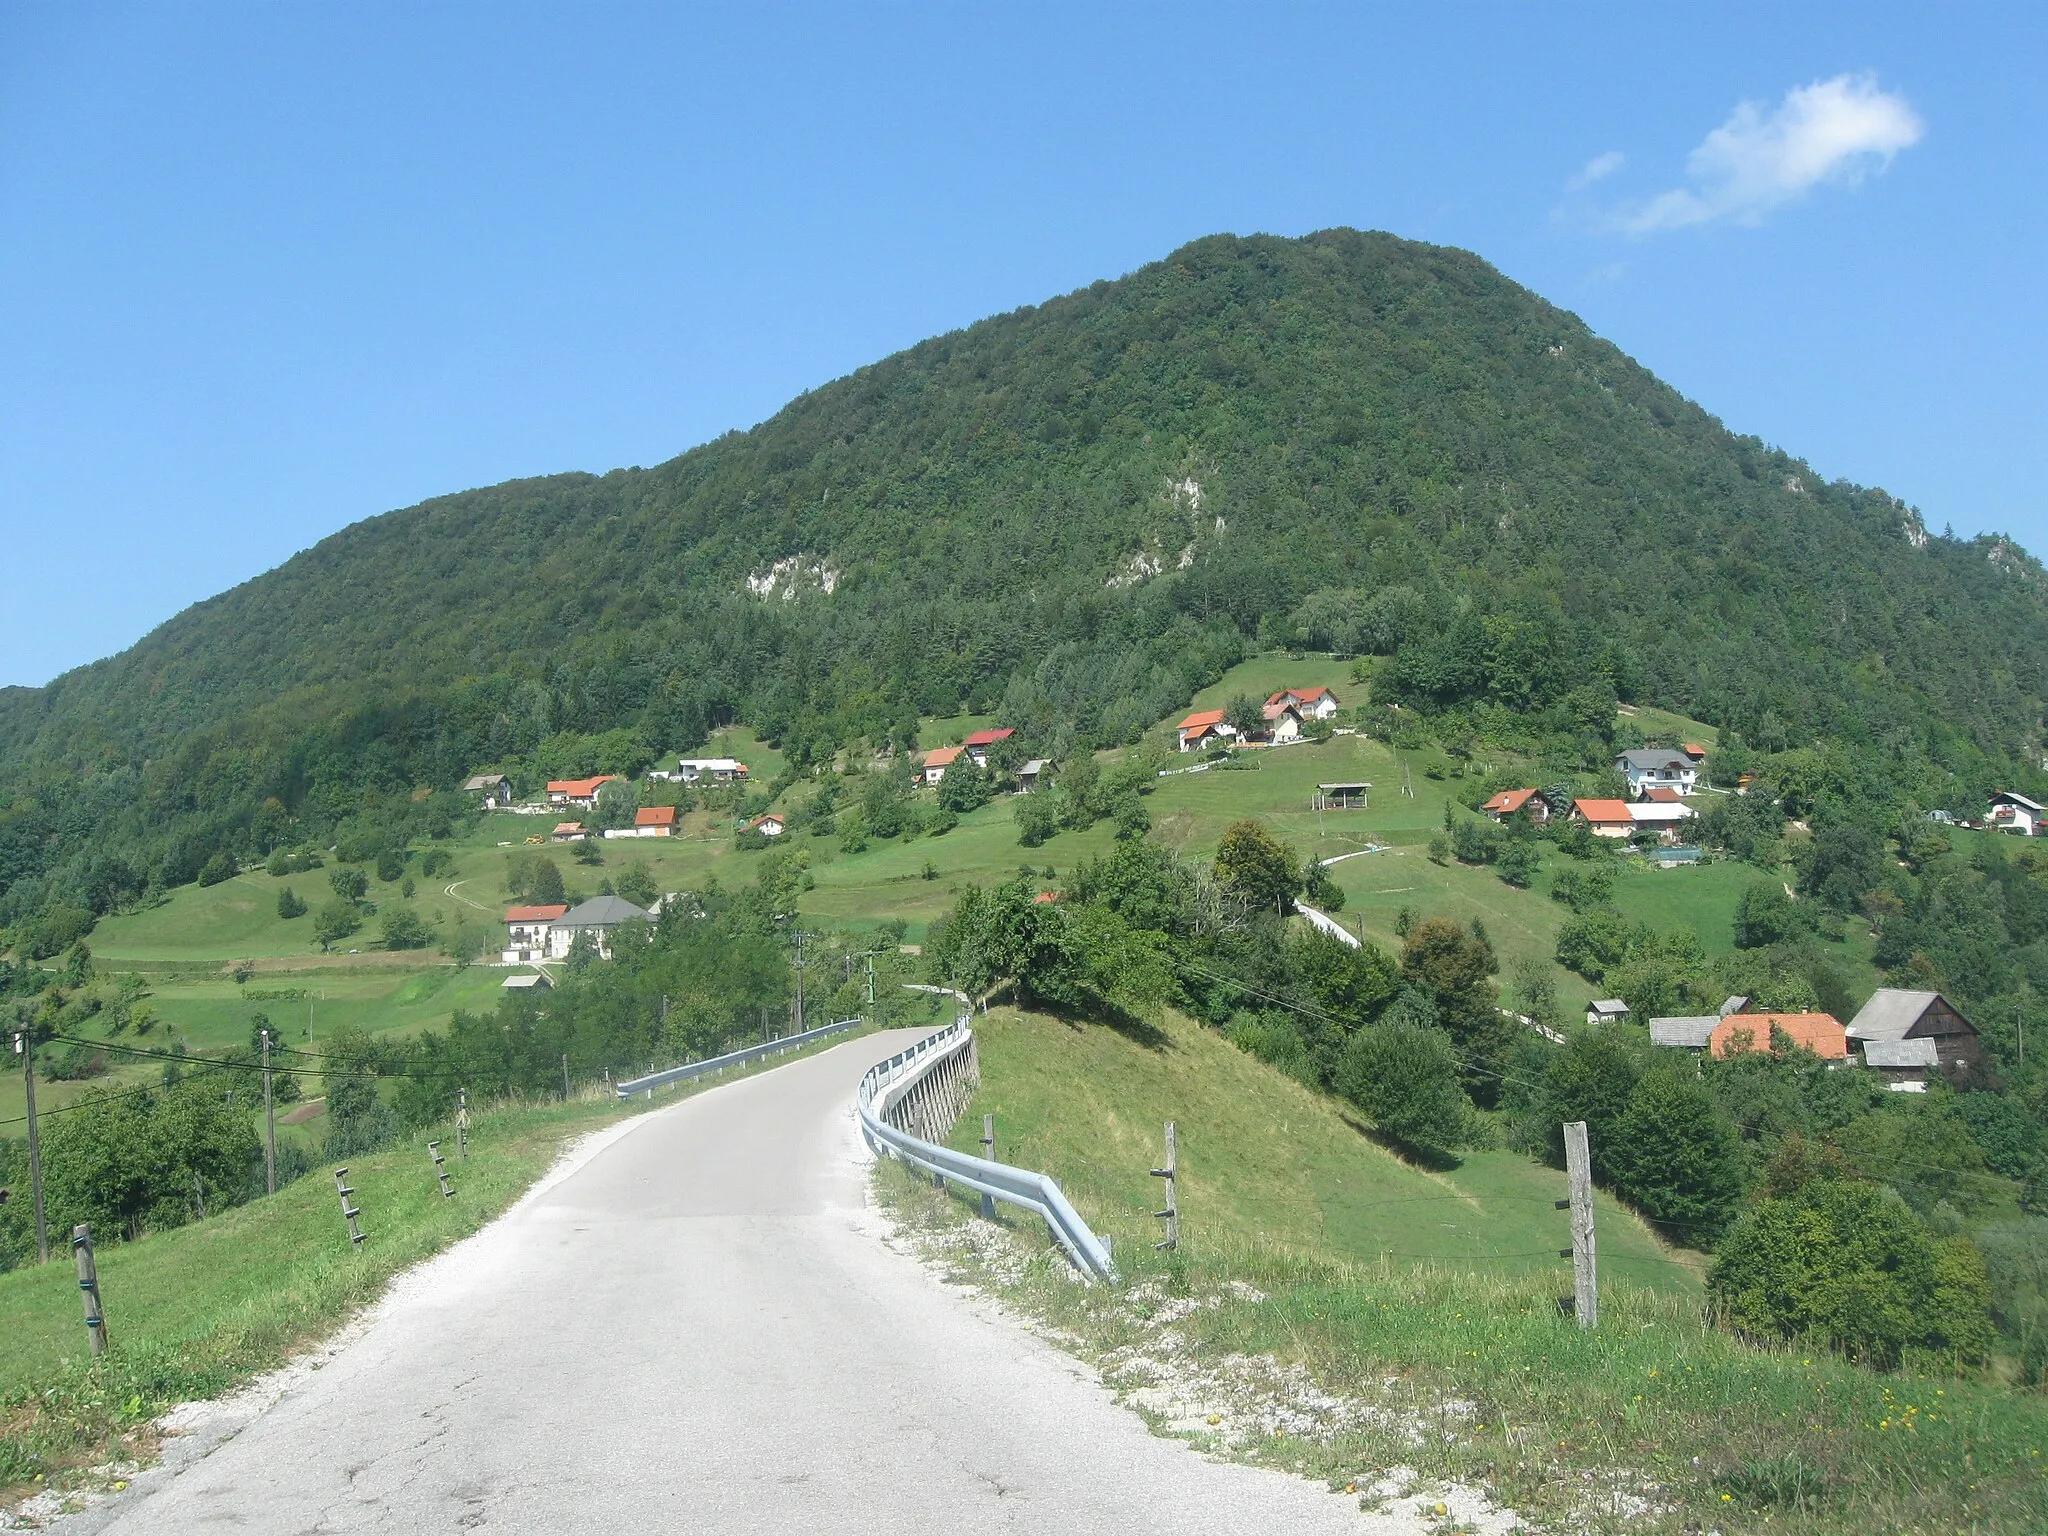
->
[1560,1121,1597,1329]
[792,930,808,1036]
[13,1030,46,1265]
[456,1088,469,1160]
[865,952,876,1009]
[261,1027,277,1196]
[561,1053,571,1101]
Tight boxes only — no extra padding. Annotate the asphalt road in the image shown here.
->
[93,1029,1368,1533]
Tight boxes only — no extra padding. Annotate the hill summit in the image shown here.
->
[2,228,2045,912]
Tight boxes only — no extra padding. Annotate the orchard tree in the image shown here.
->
[1214,819,1300,913]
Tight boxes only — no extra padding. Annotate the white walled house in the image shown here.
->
[650,757,749,785]
[1615,750,1698,798]
[1261,702,1304,744]
[1266,686,1339,720]
[1988,791,2046,836]
[502,903,568,963]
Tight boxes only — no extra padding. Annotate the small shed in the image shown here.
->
[1586,999,1630,1025]
[1016,759,1046,793]
[1861,1036,1939,1091]
[1649,1015,1718,1049]
[1314,782,1371,810]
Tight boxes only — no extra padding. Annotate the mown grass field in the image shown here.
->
[948,1004,1700,1288]
[889,1001,2048,1534]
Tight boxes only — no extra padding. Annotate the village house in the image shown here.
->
[1845,988,1982,1077]
[547,775,621,809]
[744,813,786,838]
[647,757,749,785]
[963,728,1014,768]
[1650,995,1753,1051]
[606,805,677,839]
[1615,749,1698,799]
[463,773,513,808]
[1260,701,1305,744]
[1015,759,1045,793]
[1627,798,1697,843]
[501,903,568,964]
[1987,790,2046,836]
[921,746,962,784]
[544,895,651,960]
[550,821,587,843]
[1481,787,1549,824]
[1572,798,1636,838]
[1710,1012,1851,1062]
[1266,685,1341,720]
[1177,708,1233,752]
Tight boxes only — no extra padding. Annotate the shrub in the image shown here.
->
[1495,840,1539,888]
[375,849,407,883]
[276,886,307,920]
[1606,1069,1743,1239]
[1015,794,1058,847]
[381,906,432,950]
[313,898,362,951]
[26,903,96,960]
[1549,865,1613,911]
[197,852,236,887]
[1449,818,1502,865]
[1734,880,1805,948]
[1335,1022,1468,1153]
[39,1078,261,1241]
[1709,1176,1993,1367]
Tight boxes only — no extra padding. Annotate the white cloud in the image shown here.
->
[1621,73,1922,234]
[1566,150,1626,191]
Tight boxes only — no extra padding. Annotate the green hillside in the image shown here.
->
[6,227,2048,940]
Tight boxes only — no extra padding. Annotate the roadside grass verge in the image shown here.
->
[879,1006,2048,1533]
[0,1022,882,1504]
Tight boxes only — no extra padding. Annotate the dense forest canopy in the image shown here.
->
[4,227,2047,925]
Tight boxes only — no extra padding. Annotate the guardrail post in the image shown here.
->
[1150,1121,1179,1251]
[979,1114,996,1220]
[72,1224,108,1357]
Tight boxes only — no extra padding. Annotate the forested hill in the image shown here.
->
[4,228,2048,915]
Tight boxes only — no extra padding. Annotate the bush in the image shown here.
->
[1549,865,1613,911]
[1449,818,1503,865]
[1710,1175,1993,1367]
[25,903,96,960]
[375,849,406,883]
[197,852,236,887]
[1225,1011,1317,1087]
[313,897,362,951]
[1606,1069,1743,1239]
[381,905,432,950]
[1495,840,1539,888]
[1335,1022,1468,1153]
[1734,880,1805,948]
[277,887,307,920]
[39,1078,261,1242]
[1015,794,1058,847]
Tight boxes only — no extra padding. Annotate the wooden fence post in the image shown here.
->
[72,1224,108,1358]
[979,1114,996,1220]
[1561,1120,1597,1328]
[429,1141,454,1198]
[334,1168,366,1248]
[1150,1121,1179,1251]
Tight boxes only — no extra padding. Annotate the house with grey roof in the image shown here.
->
[1649,1014,1718,1049]
[1845,988,1982,1077]
[545,895,651,960]
[1859,1036,1940,1091]
[1615,749,1698,799]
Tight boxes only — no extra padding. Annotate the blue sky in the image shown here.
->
[3,4,2043,687]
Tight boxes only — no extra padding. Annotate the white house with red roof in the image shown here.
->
[921,745,963,784]
[744,813,786,838]
[502,903,568,963]
[963,727,1014,768]
[547,775,621,808]
[1177,708,1233,752]
[1481,787,1548,824]
[1266,685,1340,720]
[1260,700,1304,744]
[606,805,677,839]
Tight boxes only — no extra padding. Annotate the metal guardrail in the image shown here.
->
[859,992,1118,1283]
[614,1017,864,1098]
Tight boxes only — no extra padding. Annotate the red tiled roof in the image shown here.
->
[1483,788,1539,815]
[1574,798,1634,824]
[1645,786,1685,803]
[552,821,584,835]
[1710,1013,1849,1061]
[1179,708,1227,731]
[505,904,568,923]
[546,775,620,797]
[1032,890,1061,904]
[923,746,963,767]
[745,814,784,831]
[1262,700,1300,721]
[963,728,1014,747]
[1681,742,1709,759]
[635,805,677,826]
